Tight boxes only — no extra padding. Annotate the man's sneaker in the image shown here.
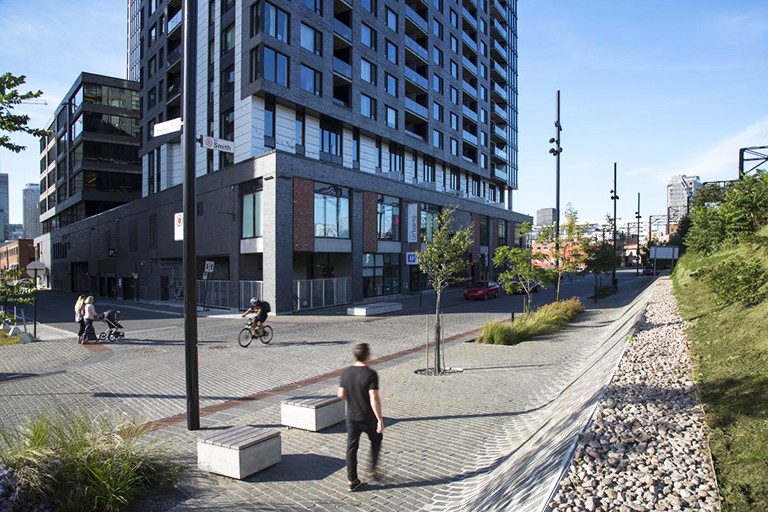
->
[347,479,362,492]
[365,471,379,481]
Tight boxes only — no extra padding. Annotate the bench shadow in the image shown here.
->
[247,453,345,482]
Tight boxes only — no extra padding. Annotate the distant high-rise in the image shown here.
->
[0,174,8,240]
[667,175,701,222]
[23,183,41,239]
[536,208,556,226]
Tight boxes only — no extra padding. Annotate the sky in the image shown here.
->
[1,0,767,226]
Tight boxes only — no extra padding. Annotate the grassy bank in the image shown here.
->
[673,228,768,511]
[0,330,19,346]
[477,297,584,345]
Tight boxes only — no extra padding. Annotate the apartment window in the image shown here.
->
[432,102,443,121]
[479,215,489,244]
[389,144,403,173]
[149,24,157,45]
[361,59,376,84]
[361,23,376,50]
[257,46,289,86]
[147,88,156,109]
[148,56,156,78]
[222,0,235,12]
[377,195,400,241]
[450,112,458,130]
[450,169,460,190]
[450,86,458,104]
[423,157,435,182]
[480,85,487,101]
[480,18,487,34]
[433,129,442,148]
[480,131,487,146]
[242,186,263,238]
[497,219,507,247]
[222,23,235,54]
[385,40,397,64]
[480,63,487,78]
[361,94,376,119]
[432,74,443,94]
[450,9,458,28]
[361,0,376,15]
[320,117,342,156]
[300,65,322,95]
[300,23,322,55]
[432,19,443,39]
[385,73,397,97]
[221,65,235,96]
[450,138,458,155]
[264,100,275,145]
[432,0,442,13]
[221,109,235,166]
[386,106,397,128]
[450,35,458,53]
[314,183,350,238]
[386,8,398,31]
[295,112,305,146]
[450,60,458,79]
[301,0,322,15]
[420,204,441,242]
[262,2,289,42]
[432,47,443,66]
[149,214,158,249]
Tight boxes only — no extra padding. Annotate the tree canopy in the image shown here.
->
[1,72,48,153]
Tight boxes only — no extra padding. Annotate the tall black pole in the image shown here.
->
[611,163,619,289]
[33,269,38,340]
[548,91,562,301]
[182,0,200,431]
[635,192,641,276]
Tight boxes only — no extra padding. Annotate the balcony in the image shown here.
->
[492,145,508,162]
[404,65,429,90]
[492,82,508,102]
[404,97,428,119]
[405,4,429,33]
[404,35,428,61]
[491,0,507,21]
[462,130,478,146]
[492,103,508,122]
[462,80,478,98]
[492,61,507,81]
[333,58,352,79]
[462,105,478,122]
[493,39,508,60]
[168,10,182,36]
[461,6,477,29]
[167,81,181,104]
[492,124,507,139]
[462,56,478,76]
[166,46,182,71]
[462,32,478,53]
[333,19,353,43]
[492,165,509,181]
[492,18,507,41]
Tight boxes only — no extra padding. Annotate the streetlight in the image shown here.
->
[635,192,641,276]
[648,214,666,272]
[548,90,562,301]
[610,163,619,289]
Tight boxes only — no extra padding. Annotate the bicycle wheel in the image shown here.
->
[238,328,254,347]
[259,325,273,344]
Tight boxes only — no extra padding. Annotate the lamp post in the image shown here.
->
[548,90,563,301]
[648,214,666,272]
[635,192,641,276]
[610,163,619,289]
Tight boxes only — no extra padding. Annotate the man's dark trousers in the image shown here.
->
[346,419,383,482]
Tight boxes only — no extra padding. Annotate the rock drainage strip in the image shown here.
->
[548,280,720,512]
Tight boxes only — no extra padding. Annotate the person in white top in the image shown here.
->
[82,296,99,343]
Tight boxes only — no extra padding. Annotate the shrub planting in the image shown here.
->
[477,297,584,345]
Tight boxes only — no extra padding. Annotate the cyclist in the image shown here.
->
[242,297,268,336]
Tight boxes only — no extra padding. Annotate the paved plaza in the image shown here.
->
[1,275,656,511]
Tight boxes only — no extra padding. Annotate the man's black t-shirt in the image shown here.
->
[340,365,379,423]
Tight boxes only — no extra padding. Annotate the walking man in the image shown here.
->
[338,343,384,492]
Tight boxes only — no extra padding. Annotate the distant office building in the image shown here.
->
[23,183,41,239]
[0,173,8,240]
[667,175,701,222]
[536,208,556,226]
[38,73,140,233]
[9,224,24,240]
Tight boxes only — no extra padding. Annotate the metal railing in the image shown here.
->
[197,280,230,309]
[239,280,264,310]
[293,277,352,311]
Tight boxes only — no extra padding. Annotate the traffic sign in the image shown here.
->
[154,117,182,136]
[174,212,183,241]
[197,135,234,154]
[204,260,215,273]
[406,252,418,265]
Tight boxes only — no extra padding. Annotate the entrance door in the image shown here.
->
[160,276,169,301]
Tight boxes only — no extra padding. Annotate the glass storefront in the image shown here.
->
[363,253,401,297]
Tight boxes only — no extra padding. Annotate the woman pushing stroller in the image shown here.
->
[81,296,100,344]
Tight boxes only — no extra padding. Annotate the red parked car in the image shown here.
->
[464,280,501,300]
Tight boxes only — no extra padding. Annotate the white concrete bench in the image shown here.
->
[347,302,403,316]
[281,395,345,432]
[197,425,281,479]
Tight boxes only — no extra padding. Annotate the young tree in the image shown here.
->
[583,240,616,289]
[416,207,473,375]
[535,205,588,301]
[494,222,552,312]
[1,72,48,153]
[0,268,35,325]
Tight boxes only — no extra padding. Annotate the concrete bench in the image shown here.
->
[281,395,345,432]
[197,425,281,479]
[347,302,403,316]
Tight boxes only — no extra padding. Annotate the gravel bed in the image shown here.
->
[549,280,721,511]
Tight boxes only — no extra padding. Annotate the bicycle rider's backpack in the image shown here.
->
[262,301,271,313]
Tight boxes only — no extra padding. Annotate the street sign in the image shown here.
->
[197,135,234,154]
[153,117,182,137]
[202,272,209,280]
[406,252,418,265]
[174,212,183,241]
[204,260,215,273]
[26,260,46,277]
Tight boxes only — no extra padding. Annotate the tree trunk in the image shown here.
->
[434,291,442,374]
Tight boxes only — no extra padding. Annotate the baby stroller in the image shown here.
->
[99,310,125,342]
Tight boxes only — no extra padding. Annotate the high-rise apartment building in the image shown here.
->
[0,173,8,240]
[23,183,42,240]
[38,73,141,233]
[536,207,556,226]
[37,0,526,309]
[667,175,701,222]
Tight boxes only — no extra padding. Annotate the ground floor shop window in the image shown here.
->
[363,253,400,297]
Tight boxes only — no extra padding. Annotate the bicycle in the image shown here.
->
[238,318,273,347]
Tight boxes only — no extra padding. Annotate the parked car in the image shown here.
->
[464,280,501,300]
[641,268,662,276]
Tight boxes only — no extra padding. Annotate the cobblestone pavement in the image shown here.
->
[1,276,657,511]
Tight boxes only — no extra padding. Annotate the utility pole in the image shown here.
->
[548,90,563,302]
[635,193,641,276]
[182,0,200,431]
[610,163,619,289]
